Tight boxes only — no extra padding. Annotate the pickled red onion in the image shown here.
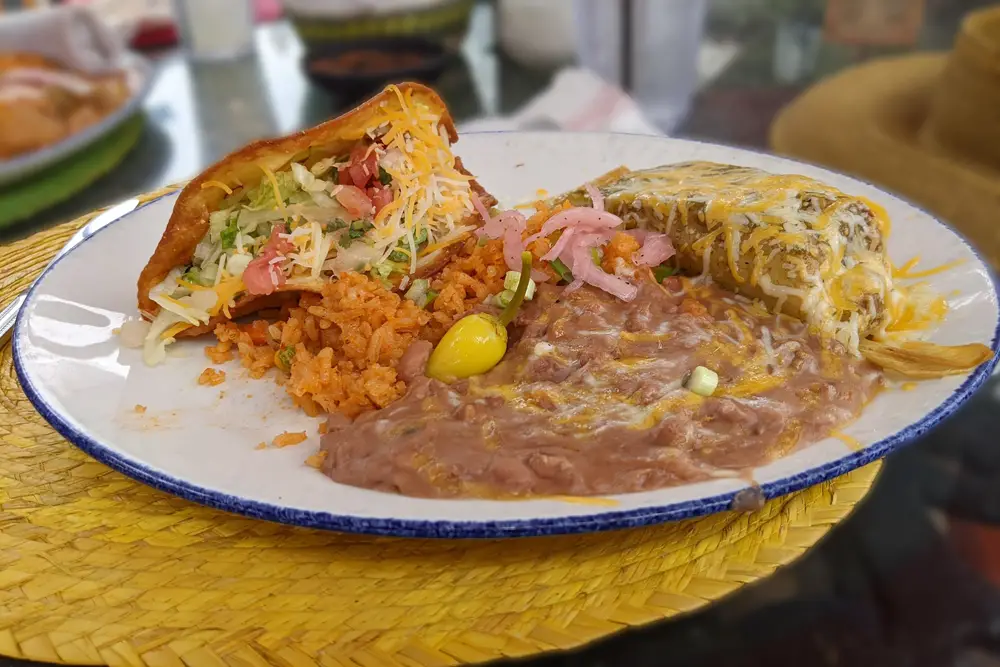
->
[471,189,645,300]
[585,183,604,212]
[558,230,638,302]
[542,227,576,261]
[634,233,676,267]
[524,207,623,247]
[472,193,507,239]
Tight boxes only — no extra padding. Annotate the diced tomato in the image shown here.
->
[347,144,378,188]
[242,256,286,296]
[338,166,354,186]
[336,185,374,218]
[370,186,394,215]
[243,320,271,345]
[243,224,292,296]
[267,224,295,254]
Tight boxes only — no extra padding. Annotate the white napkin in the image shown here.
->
[460,68,663,136]
[0,5,129,74]
[459,38,741,136]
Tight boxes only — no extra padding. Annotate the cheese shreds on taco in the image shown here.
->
[136,83,494,365]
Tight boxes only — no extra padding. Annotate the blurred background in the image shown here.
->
[7,3,1000,665]
[2,0,997,246]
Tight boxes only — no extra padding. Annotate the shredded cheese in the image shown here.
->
[829,429,862,451]
[419,232,472,257]
[257,163,290,222]
[893,257,965,280]
[201,180,233,195]
[208,275,247,317]
[177,279,212,291]
[368,84,475,266]
[161,322,192,340]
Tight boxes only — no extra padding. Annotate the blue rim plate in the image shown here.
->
[0,53,154,188]
[13,132,1000,538]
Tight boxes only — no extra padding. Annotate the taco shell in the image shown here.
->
[137,82,493,338]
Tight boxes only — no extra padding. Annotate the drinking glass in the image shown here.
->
[573,0,709,133]
[173,0,255,62]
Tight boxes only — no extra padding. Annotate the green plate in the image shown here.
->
[0,114,144,231]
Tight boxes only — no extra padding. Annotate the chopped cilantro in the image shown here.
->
[324,218,348,233]
[275,346,295,372]
[386,227,428,263]
[653,264,678,283]
[219,218,239,249]
[378,166,392,186]
[349,220,374,239]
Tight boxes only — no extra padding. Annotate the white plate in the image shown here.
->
[0,53,153,187]
[13,132,1000,538]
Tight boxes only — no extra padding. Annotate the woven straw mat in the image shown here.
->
[0,187,882,666]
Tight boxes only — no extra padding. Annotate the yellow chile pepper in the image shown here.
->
[426,251,533,382]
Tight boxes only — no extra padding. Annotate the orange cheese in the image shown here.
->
[201,180,233,195]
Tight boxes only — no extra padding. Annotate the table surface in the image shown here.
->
[5,1,1000,666]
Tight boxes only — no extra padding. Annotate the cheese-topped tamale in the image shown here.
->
[564,161,897,353]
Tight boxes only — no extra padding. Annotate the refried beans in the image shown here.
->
[319,277,883,498]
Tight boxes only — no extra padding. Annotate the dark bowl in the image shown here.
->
[303,38,454,102]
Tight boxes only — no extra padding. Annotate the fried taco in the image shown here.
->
[136,83,493,365]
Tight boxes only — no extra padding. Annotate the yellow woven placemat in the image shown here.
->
[0,189,883,667]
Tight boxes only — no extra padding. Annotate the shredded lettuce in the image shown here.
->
[307,189,339,209]
[181,268,212,287]
[209,209,232,243]
[200,263,219,284]
[372,263,393,280]
[403,279,433,308]
[369,262,394,288]
[227,253,252,278]
[236,208,282,233]
[291,162,328,193]
[245,170,301,211]
[193,237,220,265]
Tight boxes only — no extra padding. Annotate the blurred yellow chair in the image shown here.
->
[771,6,1000,267]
